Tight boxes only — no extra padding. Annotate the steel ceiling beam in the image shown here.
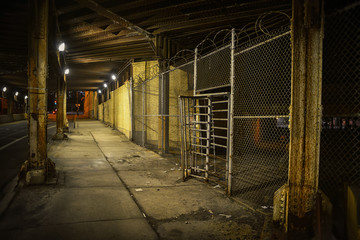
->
[73,0,152,37]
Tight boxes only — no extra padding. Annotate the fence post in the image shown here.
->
[227,28,235,196]
[129,77,133,140]
[142,82,145,147]
[193,48,198,96]
[160,73,165,154]
[287,0,324,238]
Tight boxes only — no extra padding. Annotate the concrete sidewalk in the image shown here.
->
[0,120,268,240]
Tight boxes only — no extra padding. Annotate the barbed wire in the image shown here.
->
[133,11,290,88]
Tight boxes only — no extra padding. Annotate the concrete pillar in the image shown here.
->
[287,0,324,238]
[26,0,55,184]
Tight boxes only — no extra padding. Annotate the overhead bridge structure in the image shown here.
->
[0,0,359,239]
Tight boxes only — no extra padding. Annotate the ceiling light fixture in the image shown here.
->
[103,83,108,88]
[98,89,101,94]
[25,95,28,99]
[15,91,19,96]
[111,74,117,80]
[64,68,70,75]
[2,87,7,92]
[58,42,65,52]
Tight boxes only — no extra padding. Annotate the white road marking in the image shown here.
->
[0,125,56,150]
[0,136,27,151]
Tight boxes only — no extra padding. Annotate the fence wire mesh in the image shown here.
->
[319,4,360,203]
[132,61,194,156]
[196,46,231,92]
[232,28,291,206]
[122,7,360,214]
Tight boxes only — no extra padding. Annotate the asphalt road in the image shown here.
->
[0,120,56,196]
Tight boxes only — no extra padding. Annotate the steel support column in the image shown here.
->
[26,0,55,184]
[63,77,69,132]
[54,72,67,139]
[287,0,324,238]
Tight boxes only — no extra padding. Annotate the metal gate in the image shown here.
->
[179,92,231,193]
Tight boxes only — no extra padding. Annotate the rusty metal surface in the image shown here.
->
[27,0,49,169]
[288,0,324,220]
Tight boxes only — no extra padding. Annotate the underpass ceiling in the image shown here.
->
[1,0,295,91]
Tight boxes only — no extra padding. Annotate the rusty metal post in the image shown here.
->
[287,0,324,238]
[26,0,55,184]
[63,76,69,132]
[54,72,66,139]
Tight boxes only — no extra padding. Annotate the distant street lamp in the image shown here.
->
[64,68,70,75]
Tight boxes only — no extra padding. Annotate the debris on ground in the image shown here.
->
[219,214,232,218]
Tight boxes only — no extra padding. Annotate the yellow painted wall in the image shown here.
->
[144,62,159,148]
[95,61,192,153]
[132,60,159,146]
[114,81,131,138]
[168,67,193,153]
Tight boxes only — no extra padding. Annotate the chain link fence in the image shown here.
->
[319,4,360,232]
[109,5,359,215]
[132,61,194,156]
[232,27,291,206]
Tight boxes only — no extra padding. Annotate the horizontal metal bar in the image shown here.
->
[188,174,207,180]
[235,31,290,56]
[233,115,289,119]
[191,136,209,140]
[193,113,212,116]
[162,60,195,75]
[213,118,228,121]
[193,105,209,108]
[194,92,230,97]
[212,109,228,112]
[212,135,228,140]
[212,100,228,104]
[191,151,207,156]
[198,43,231,59]
[192,121,210,124]
[195,84,231,93]
[212,127,228,130]
[211,143,228,148]
[191,143,208,148]
[190,167,207,172]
